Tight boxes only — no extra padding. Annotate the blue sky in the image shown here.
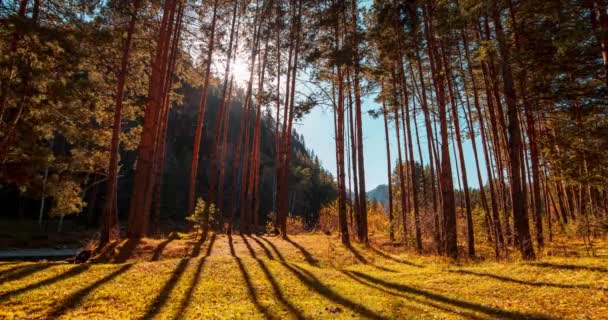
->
[293,1,490,193]
[297,95,488,192]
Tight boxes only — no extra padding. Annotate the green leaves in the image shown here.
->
[186,198,221,229]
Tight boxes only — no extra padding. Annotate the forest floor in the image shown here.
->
[0,233,607,319]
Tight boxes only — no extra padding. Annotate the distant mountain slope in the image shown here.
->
[366,184,389,208]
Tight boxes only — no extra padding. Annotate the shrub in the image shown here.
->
[286,215,306,235]
[186,198,220,237]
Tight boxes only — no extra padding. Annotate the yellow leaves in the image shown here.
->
[48,179,86,216]
[70,148,110,173]
[121,125,142,151]
[87,70,104,84]
[476,40,496,63]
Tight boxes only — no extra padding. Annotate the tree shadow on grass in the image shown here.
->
[0,265,22,277]
[257,236,286,261]
[450,269,596,290]
[0,263,49,282]
[367,246,425,268]
[47,264,132,318]
[113,239,140,263]
[228,234,273,320]
[341,270,485,320]
[189,230,209,258]
[91,240,121,262]
[248,236,278,260]
[241,235,305,320]
[142,258,190,319]
[247,236,390,319]
[529,262,608,273]
[151,238,176,261]
[347,270,555,320]
[0,263,51,284]
[345,245,398,273]
[0,264,89,303]
[277,261,390,320]
[172,232,215,319]
[283,236,319,266]
[0,261,21,267]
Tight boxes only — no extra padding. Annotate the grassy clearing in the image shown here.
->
[0,233,606,319]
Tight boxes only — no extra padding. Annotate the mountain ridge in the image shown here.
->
[366,184,389,208]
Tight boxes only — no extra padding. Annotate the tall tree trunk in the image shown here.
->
[456,32,494,247]
[423,3,457,258]
[216,78,234,228]
[277,0,303,238]
[391,69,408,245]
[187,0,219,223]
[350,0,367,244]
[335,70,349,246]
[492,2,535,259]
[440,39,475,257]
[507,0,544,249]
[227,82,254,234]
[346,69,360,236]
[127,0,177,239]
[247,23,271,235]
[382,99,394,241]
[276,0,296,237]
[152,2,184,236]
[411,44,441,253]
[208,0,240,230]
[399,67,422,253]
[239,7,263,233]
[271,0,282,233]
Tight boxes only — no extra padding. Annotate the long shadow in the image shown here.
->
[113,239,140,263]
[257,236,286,261]
[47,264,132,318]
[248,236,276,260]
[341,270,485,320]
[276,260,389,320]
[0,263,50,283]
[173,232,216,318]
[345,245,398,273]
[0,265,22,276]
[92,240,120,261]
[346,244,369,263]
[0,264,89,302]
[529,262,608,273]
[451,269,596,290]
[0,262,21,267]
[241,235,305,320]
[190,230,209,258]
[348,270,554,320]
[142,258,190,319]
[229,234,272,320]
[367,246,425,268]
[255,236,392,319]
[151,238,175,261]
[284,237,319,266]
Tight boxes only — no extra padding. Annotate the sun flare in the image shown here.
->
[231,57,250,85]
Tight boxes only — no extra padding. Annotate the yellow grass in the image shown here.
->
[0,233,606,319]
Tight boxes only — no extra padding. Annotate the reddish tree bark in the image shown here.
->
[493,2,535,259]
[187,0,219,225]
[127,0,178,239]
[100,0,141,246]
[381,98,394,241]
[423,3,457,258]
[391,69,408,245]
